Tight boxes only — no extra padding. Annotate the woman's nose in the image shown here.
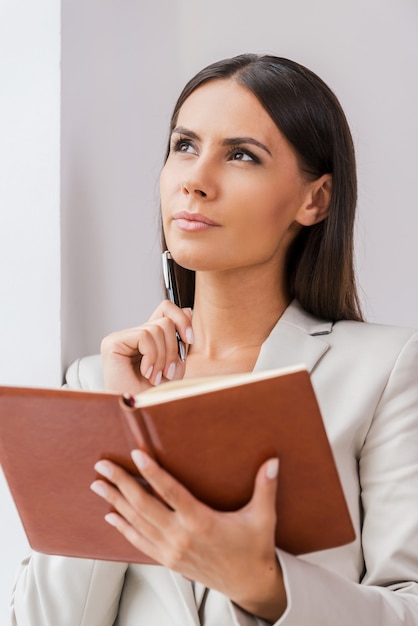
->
[180,159,217,200]
[181,183,207,198]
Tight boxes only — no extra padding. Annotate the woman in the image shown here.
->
[11,54,418,625]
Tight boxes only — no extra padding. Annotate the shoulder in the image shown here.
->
[64,354,105,391]
[290,299,417,354]
[280,299,418,360]
[260,300,418,375]
[325,319,418,394]
[330,317,418,358]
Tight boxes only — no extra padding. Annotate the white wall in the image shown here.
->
[0,1,60,622]
[0,3,61,386]
[1,1,417,623]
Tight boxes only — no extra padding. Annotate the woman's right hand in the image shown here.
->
[100,301,194,395]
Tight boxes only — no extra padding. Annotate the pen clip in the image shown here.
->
[162,250,181,307]
[162,250,171,293]
[161,250,186,361]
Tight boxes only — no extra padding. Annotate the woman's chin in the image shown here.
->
[165,244,216,272]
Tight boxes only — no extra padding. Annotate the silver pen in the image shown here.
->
[162,250,187,362]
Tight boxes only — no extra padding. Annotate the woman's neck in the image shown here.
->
[184,266,289,377]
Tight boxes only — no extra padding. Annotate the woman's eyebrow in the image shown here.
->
[171,126,199,140]
[172,126,272,156]
[222,137,272,156]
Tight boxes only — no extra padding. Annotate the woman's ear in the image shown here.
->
[295,174,332,226]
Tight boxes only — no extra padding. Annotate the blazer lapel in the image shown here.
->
[165,570,201,626]
[254,300,333,373]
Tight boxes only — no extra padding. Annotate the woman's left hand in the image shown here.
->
[90,450,287,622]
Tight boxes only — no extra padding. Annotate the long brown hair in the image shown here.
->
[161,54,363,322]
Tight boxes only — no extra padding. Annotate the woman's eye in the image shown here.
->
[172,139,196,154]
[230,149,259,163]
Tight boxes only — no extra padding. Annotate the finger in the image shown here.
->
[91,467,202,570]
[103,512,162,561]
[136,322,170,385]
[101,327,157,389]
[101,301,191,389]
[137,317,187,384]
[102,321,177,388]
[149,300,194,348]
[131,450,202,516]
[91,463,173,531]
[90,478,142,524]
[89,479,163,542]
[149,316,188,381]
[181,307,194,343]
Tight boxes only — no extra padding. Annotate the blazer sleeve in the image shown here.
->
[230,331,418,625]
[10,355,128,626]
[64,355,105,391]
[10,554,127,626]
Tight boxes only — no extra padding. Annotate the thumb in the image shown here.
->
[250,458,279,509]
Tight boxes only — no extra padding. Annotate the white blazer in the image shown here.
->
[10,301,418,626]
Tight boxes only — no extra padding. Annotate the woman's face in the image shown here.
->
[160,79,313,273]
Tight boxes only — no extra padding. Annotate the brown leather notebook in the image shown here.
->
[0,365,355,563]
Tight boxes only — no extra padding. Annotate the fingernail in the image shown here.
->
[105,513,119,527]
[144,365,153,380]
[166,362,176,380]
[266,458,279,480]
[90,481,108,498]
[186,327,194,344]
[131,449,148,470]
[154,370,162,385]
[94,460,113,479]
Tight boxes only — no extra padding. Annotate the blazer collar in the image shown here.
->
[254,300,333,374]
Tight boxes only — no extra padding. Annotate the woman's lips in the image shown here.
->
[173,211,220,232]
